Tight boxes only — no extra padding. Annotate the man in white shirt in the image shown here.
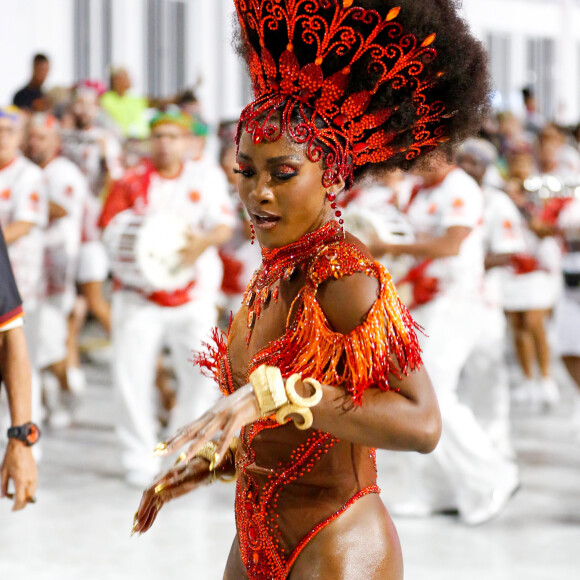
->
[100,111,235,486]
[26,113,89,427]
[457,139,526,458]
[60,83,123,337]
[0,107,47,427]
[554,198,580,435]
[371,152,519,525]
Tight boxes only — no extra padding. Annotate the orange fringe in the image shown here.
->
[272,263,422,405]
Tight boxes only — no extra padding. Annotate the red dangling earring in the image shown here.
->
[327,192,344,225]
[250,222,256,244]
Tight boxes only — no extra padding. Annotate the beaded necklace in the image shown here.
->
[243,220,344,345]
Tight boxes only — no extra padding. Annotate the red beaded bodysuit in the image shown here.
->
[199,221,421,579]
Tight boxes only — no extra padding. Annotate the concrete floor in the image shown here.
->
[1,353,580,580]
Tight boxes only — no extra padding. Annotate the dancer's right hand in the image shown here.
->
[132,456,211,535]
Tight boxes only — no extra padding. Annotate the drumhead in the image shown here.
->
[136,213,196,291]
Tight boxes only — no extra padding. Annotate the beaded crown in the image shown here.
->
[235,0,449,188]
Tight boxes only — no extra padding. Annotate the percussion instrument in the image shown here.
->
[559,199,580,299]
[343,203,416,304]
[523,175,580,204]
[103,210,195,292]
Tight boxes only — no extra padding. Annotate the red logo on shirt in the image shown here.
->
[452,198,465,209]
[189,191,201,203]
[29,192,39,207]
[65,185,74,197]
[1,189,10,200]
[428,203,437,215]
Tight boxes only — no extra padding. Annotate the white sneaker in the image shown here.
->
[534,377,560,409]
[48,391,78,429]
[67,366,87,395]
[48,405,73,430]
[461,477,520,526]
[511,378,535,405]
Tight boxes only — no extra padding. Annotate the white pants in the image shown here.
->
[459,304,512,455]
[37,297,69,369]
[395,295,518,514]
[112,291,219,479]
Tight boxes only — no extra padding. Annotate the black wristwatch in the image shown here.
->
[7,422,41,446]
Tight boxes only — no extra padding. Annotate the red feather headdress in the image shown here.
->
[234,0,449,188]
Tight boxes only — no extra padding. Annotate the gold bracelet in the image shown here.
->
[285,375,323,408]
[276,404,314,431]
[249,365,288,417]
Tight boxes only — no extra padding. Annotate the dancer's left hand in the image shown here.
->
[132,457,212,535]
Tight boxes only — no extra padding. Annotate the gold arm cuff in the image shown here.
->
[249,365,288,417]
[275,405,313,431]
[285,375,323,408]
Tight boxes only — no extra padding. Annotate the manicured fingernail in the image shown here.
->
[174,452,187,466]
[153,442,167,456]
[154,483,167,495]
[209,452,220,471]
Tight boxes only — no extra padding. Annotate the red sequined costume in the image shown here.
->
[199,221,421,579]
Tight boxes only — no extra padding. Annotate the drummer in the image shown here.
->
[99,110,234,486]
[370,153,519,525]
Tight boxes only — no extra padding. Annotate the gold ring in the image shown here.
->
[209,452,221,472]
[153,442,168,456]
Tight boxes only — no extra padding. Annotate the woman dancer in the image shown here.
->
[133,1,488,578]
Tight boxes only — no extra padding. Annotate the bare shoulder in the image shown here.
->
[344,230,373,259]
[316,232,380,335]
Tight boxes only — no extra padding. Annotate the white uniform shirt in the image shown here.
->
[0,156,47,308]
[405,167,485,299]
[482,187,526,307]
[43,156,89,309]
[60,126,123,195]
[141,159,236,301]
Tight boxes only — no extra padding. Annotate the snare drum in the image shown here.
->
[103,210,195,292]
[343,204,415,283]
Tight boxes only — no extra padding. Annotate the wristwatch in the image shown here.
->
[7,422,41,446]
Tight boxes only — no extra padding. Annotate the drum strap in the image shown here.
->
[145,280,197,308]
[99,159,156,229]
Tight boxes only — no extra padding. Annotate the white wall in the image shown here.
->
[462,0,580,123]
[1,0,580,125]
[0,0,75,106]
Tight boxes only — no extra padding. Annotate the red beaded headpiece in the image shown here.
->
[235,0,449,188]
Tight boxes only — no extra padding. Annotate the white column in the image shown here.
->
[555,0,579,124]
[111,0,147,96]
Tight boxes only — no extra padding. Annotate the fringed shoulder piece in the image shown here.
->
[194,325,234,396]
[252,241,422,405]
